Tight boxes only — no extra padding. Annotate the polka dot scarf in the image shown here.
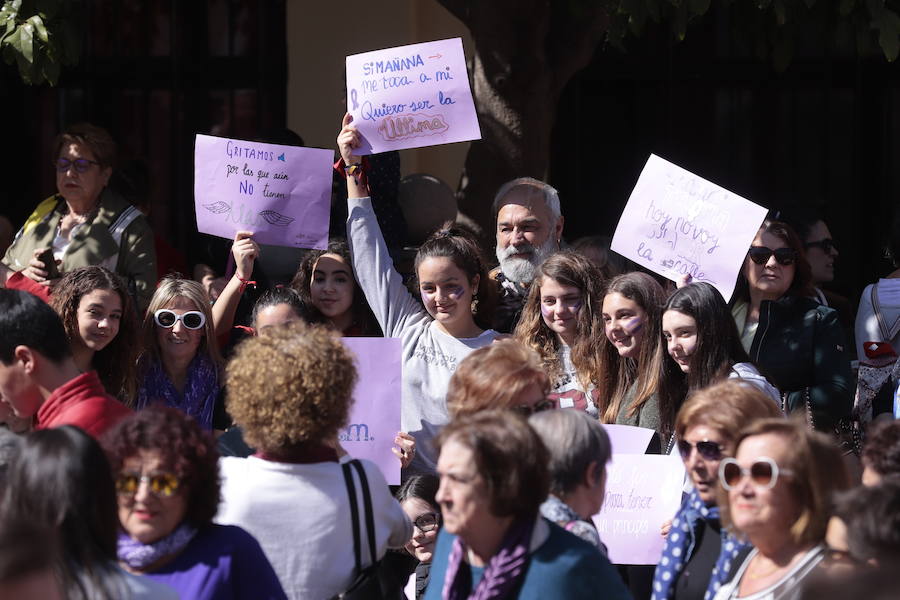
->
[651,487,748,600]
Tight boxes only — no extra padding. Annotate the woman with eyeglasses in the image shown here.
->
[2,425,178,599]
[445,339,554,419]
[730,220,853,433]
[712,418,850,600]
[659,283,781,430]
[652,380,783,600]
[49,266,139,401]
[391,474,441,600]
[514,251,607,417]
[1,123,156,311]
[135,276,225,431]
[103,406,286,599]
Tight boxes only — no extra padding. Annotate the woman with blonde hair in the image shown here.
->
[135,276,223,431]
[514,251,606,417]
[445,339,551,418]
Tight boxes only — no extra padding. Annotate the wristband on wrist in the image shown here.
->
[237,276,256,294]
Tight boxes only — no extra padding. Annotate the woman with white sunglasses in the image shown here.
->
[135,276,223,431]
[712,419,850,600]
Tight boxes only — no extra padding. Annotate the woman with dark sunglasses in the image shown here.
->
[1,123,156,311]
[135,276,225,431]
[103,406,286,599]
[514,251,608,417]
[712,418,850,600]
[652,380,783,600]
[730,220,853,433]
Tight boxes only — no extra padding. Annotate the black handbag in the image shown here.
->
[336,459,388,600]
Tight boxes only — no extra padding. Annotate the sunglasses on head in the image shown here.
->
[115,472,181,497]
[154,309,206,330]
[514,399,555,416]
[747,246,797,266]
[677,439,723,461]
[413,512,441,533]
[804,238,837,254]
[53,157,100,173]
[719,456,793,490]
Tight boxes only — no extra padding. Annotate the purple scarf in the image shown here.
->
[442,517,534,600]
[117,522,197,569]
[136,354,219,430]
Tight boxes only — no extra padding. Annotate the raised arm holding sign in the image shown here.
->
[611,154,768,302]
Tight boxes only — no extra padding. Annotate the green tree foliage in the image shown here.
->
[607,0,900,69]
[0,0,80,85]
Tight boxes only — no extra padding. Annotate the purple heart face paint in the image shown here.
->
[539,278,583,346]
[417,256,476,334]
[601,292,648,359]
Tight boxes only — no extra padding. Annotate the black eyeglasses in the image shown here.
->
[747,246,797,266]
[677,439,723,461]
[413,512,441,533]
[514,399,555,416]
[53,157,100,173]
[804,238,837,254]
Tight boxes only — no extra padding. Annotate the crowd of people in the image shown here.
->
[0,117,898,600]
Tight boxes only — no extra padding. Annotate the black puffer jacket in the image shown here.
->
[745,295,853,432]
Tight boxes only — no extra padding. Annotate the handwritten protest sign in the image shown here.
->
[341,338,402,485]
[604,424,656,455]
[593,454,685,565]
[193,134,332,249]
[345,37,481,154]
[611,154,768,301]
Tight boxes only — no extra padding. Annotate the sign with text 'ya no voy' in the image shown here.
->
[341,338,403,485]
[193,134,332,249]
[345,37,481,154]
[611,155,768,301]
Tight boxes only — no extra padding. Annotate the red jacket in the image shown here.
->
[35,371,132,438]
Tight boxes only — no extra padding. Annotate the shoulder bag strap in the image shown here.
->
[349,459,378,566]
[342,461,362,574]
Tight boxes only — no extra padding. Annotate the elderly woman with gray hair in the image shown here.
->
[528,409,611,552]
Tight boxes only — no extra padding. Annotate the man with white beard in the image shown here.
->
[491,177,564,333]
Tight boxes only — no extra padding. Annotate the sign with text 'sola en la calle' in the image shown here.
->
[345,37,482,154]
[611,154,768,302]
[341,337,402,485]
[193,134,332,249]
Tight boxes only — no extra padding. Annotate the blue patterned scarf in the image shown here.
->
[117,522,197,569]
[136,354,219,430]
[652,487,749,600]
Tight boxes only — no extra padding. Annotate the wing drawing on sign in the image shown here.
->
[258,210,295,226]
[203,200,232,214]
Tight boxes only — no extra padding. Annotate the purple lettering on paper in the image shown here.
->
[193,134,332,249]
[341,338,402,485]
[346,38,482,154]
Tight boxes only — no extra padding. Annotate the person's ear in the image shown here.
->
[14,345,37,375]
[554,215,564,247]
[584,460,601,488]
[470,273,480,293]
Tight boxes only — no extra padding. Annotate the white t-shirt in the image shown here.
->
[712,546,824,600]
[215,456,412,600]
[856,279,900,362]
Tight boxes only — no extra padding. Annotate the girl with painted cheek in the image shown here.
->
[598,272,668,446]
[659,283,781,434]
[514,251,607,417]
[136,277,225,432]
[290,239,381,336]
[339,114,500,477]
[50,266,139,400]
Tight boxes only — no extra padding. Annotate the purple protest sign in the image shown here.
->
[345,37,481,154]
[611,154,768,302]
[193,134,332,249]
[592,454,685,565]
[603,424,656,455]
[341,338,402,485]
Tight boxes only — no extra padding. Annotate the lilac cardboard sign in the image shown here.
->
[611,154,768,302]
[603,424,656,455]
[341,338,402,485]
[345,37,481,154]
[193,134,332,249]
[592,454,685,565]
